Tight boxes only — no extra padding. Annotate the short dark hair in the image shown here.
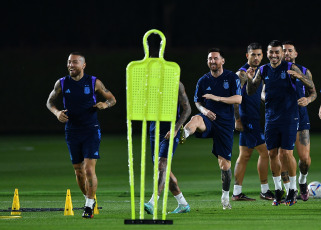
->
[69,52,86,60]
[268,40,282,48]
[208,48,224,58]
[282,40,297,51]
[247,43,262,52]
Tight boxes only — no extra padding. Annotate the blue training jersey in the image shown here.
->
[294,63,307,99]
[60,74,99,130]
[194,69,241,125]
[149,105,180,137]
[238,63,262,122]
[260,61,298,125]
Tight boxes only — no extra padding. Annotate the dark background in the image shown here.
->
[1,0,321,135]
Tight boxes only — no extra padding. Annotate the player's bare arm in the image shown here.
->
[46,80,69,123]
[94,79,116,110]
[195,102,216,121]
[236,70,248,88]
[319,105,321,119]
[164,82,191,139]
[202,94,242,104]
[246,67,262,95]
[297,69,317,107]
[234,104,244,132]
[288,64,314,89]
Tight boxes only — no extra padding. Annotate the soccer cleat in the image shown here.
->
[82,206,94,218]
[179,126,186,144]
[170,204,191,214]
[144,202,154,215]
[232,193,256,201]
[299,183,309,201]
[221,199,232,210]
[272,189,283,206]
[260,190,275,200]
[82,201,95,218]
[285,189,297,206]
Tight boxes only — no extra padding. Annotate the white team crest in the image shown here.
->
[223,80,229,89]
[281,71,286,79]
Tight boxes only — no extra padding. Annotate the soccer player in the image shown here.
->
[46,52,116,218]
[246,40,314,206]
[144,82,192,214]
[232,43,274,201]
[280,41,316,201]
[181,48,242,210]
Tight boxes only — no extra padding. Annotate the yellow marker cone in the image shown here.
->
[11,188,21,215]
[94,194,99,215]
[64,189,74,216]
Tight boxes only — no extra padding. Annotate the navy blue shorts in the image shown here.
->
[65,126,101,164]
[239,119,265,149]
[195,114,233,161]
[298,107,310,131]
[265,123,298,150]
[150,130,180,161]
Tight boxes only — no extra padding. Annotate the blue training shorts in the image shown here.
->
[298,106,310,131]
[150,130,180,161]
[195,114,233,161]
[265,122,298,150]
[239,119,265,149]
[65,126,101,164]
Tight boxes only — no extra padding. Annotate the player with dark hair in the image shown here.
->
[232,43,274,201]
[280,41,316,200]
[144,81,192,214]
[46,52,116,218]
[181,48,242,210]
[247,40,314,206]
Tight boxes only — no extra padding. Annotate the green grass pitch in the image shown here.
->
[1,134,321,230]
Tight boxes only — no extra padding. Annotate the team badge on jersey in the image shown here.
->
[223,80,229,89]
[84,85,90,94]
[281,71,286,79]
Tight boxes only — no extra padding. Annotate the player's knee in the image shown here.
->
[158,158,167,171]
[190,115,202,125]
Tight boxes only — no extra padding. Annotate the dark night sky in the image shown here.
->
[1,0,321,134]
[2,0,321,49]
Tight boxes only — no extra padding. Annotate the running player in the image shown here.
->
[247,40,314,206]
[144,81,192,214]
[232,43,274,201]
[46,52,116,218]
[181,48,242,210]
[280,41,316,201]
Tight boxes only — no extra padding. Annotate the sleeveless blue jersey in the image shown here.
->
[149,105,180,137]
[294,63,310,129]
[294,63,307,99]
[238,63,262,122]
[60,74,99,130]
[260,61,298,125]
[194,69,241,125]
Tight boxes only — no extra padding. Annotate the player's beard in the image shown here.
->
[210,64,220,72]
[284,56,293,62]
[69,68,81,77]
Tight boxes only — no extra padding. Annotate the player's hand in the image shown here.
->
[235,119,244,132]
[319,106,321,119]
[56,110,68,123]
[287,70,301,79]
[203,109,216,121]
[93,102,108,110]
[298,97,309,107]
[164,130,178,140]
[202,94,221,102]
[246,67,255,80]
